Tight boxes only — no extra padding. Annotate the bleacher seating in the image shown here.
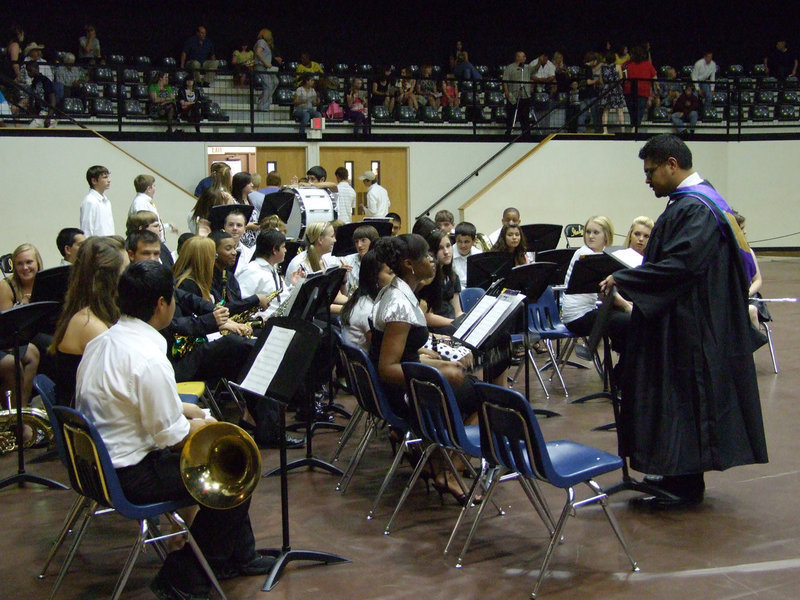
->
[651,106,670,122]
[777,105,799,121]
[419,105,442,123]
[60,98,86,116]
[123,99,146,117]
[702,106,722,122]
[107,54,125,65]
[92,98,115,117]
[443,106,468,123]
[92,67,114,83]
[275,88,294,107]
[750,105,771,121]
[397,105,418,122]
[371,105,393,123]
[122,69,140,84]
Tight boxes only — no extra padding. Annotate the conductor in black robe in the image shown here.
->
[601,134,768,509]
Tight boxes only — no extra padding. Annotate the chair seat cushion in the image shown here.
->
[176,381,206,396]
[545,440,623,487]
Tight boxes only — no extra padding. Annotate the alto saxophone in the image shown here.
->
[223,288,284,336]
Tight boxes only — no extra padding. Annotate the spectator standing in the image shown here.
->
[530,53,556,92]
[335,167,356,224]
[624,45,658,127]
[78,24,101,64]
[254,28,278,112]
[24,62,56,127]
[359,171,390,217]
[180,25,217,86]
[577,52,603,133]
[1,25,25,99]
[80,165,114,236]
[502,51,533,136]
[691,51,716,111]
[600,52,626,133]
[765,40,798,79]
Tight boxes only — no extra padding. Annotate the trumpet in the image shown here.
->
[180,422,261,509]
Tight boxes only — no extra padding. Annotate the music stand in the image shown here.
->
[535,248,578,286]
[466,252,513,290]
[208,204,255,232]
[30,265,71,335]
[502,263,561,418]
[331,220,394,257]
[229,317,349,591]
[0,302,69,491]
[261,189,296,224]
[519,224,562,259]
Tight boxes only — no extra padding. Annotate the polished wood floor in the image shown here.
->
[2,258,798,600]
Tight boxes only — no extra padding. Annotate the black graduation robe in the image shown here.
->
[613,193,768,475]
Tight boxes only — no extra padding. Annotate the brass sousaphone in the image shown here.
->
[180,422,262,509]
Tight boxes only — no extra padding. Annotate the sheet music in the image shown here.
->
[278,279,305,315]
[464,292,523,347]
[453,295,496,339]
[610,247,644,268]
[239,326,296,396]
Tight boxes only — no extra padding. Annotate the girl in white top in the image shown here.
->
[342,224,380,296]
[283,221,337,285]
[340,250,394,352]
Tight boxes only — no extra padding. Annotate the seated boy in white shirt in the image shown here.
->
[452,221,482,286]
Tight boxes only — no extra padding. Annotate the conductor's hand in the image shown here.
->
[213,305,229,327]
[599,274,616,295]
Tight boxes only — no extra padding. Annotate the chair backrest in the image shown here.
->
[563,223,584,247]
[33,374,67,466]
[339,343,407,431]
[474,382,552,482]
[401,362,479,456]
[529,286,565,334]
[459,287,485,313]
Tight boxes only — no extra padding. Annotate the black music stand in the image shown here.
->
[229,317,350,591]
[30,265,71,336]
[0,302,68,491]
[519,224,562,259]
[262,189,297,224]
[208,204,255,232]
[466,252,513,290]
[502,263,561,418]
[535,248,578,286]
[331,220,394,257]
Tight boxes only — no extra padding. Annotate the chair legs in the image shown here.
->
[336,414,377,493]
[165,512,228,600]
[39,495,89,579]
[330,405,365,463]
[762,322,779,373]
[530,481,638,599]
[49,499,99,600]
[366,432,420,520]
[383,443,439,534]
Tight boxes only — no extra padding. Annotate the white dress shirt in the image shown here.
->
[237,257,289,318]
[80,189,115,236]
[365,183,390,218]
[336,180,356,224]
[234,241,256,276]
[283,250,336,287]
[76,316,190,468]
[129,192,165,242]
[692,59,717,83]
[452,245,481,288]
[342,295,375,352]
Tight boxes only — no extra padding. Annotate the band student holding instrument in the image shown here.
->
[76,261,271,600]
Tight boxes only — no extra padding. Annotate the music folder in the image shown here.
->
[453,290,525,350]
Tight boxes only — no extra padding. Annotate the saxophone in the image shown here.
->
[0,392,53,455]
[223,288,284,336]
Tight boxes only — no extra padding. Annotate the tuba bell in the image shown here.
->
[180,422,262,509]
[0,406,53,455]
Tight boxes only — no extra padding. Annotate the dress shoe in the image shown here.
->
[239,551,277,576]
[629,493,703,511]
[284,434,305,449]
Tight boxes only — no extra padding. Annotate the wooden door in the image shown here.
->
[254,147,306,188]
[319,147,408,231]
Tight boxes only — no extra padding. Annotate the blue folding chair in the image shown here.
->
[459,287,485,313]
[470,383,638,598]
[49,406,227,600]
[528,286,576,397]
[337,344,422,517]
[382,363,504,536]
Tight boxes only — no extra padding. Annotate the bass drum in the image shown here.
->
[285,187,337,240]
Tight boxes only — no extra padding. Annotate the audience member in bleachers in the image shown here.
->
[487,206,520,245]
[614,45,630,66]
[293,73,321,135]
[503,50,533,136]
[24,61,56,127]
[452,221,481,286]
[451,50,482,81]
[531,52,556,92]
[148,72,178,133]
[419,229,463,333]
[359,170,391,217]
[340,249,392,352]
[232,42,254,87]
[491,223,529,265]
[80,165,114,236]
[396,67,418,111]
[180,25,218,86]
[295,51,324,86]
[371,67,395,115]
[624,45,657,127]
[691,51,716,111]
[77,24,101,63]
[765,39,798,80]
[22,42,53,85]
[416,64,441,110]
[657,66,682,111]
[56,227,86,266]
[334,167,355,224]
[177,73,202,133]
[48,236,128,406]
[600,52,626,133]
[576,52,602,133]
[54,53,87,99]
[434,209,455,234]
[387,212,402,236]
[126,210,174,269]
[254,28,278,112]
[188,187,226,234]
[440,73,460,108]
[346,77,369,136]
[671,83,700,136]
[1,25,25,103]
[624,215,653,256]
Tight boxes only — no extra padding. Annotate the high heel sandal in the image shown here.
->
[432,472,480,507]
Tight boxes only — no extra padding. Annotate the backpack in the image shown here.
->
[325,101,344,119]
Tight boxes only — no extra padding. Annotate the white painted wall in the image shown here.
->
[0,135,795,267]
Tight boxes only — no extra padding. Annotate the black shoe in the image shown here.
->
[257,433,305,450]
[629,493,703,510]
[239,551,277,576]
[150,576,211,600]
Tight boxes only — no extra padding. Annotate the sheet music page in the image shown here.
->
[464,295,512,347]
[239,326,296,396]
[453,295,496,340]
[610,247,644,268]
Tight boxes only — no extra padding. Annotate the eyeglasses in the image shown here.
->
[643,164,664,178]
